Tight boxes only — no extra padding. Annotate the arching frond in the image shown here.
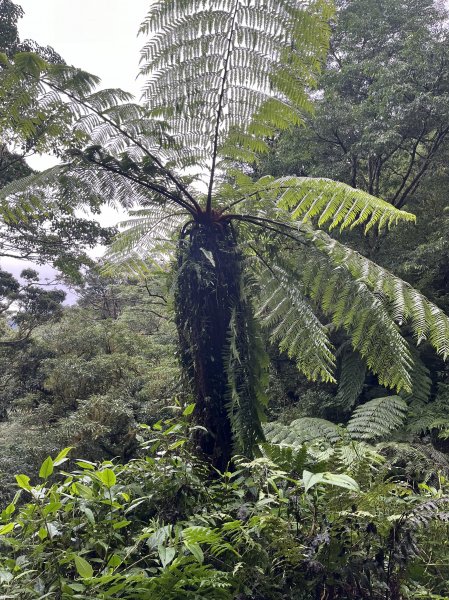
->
[264,418,343,447]
[335,345,366,410]
[277,177,415,232]
[103,206,187,276]
[378,442,449,481]
[336,441,384,472]
[233,176,415,233]
[263,243,414,392]
[347,396,408,441]
[400,348,432,406]
[255,263,336,382]
[311,230,449,359]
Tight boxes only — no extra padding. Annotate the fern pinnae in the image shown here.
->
[335,346,366,410]
[347,396,408,441]
[255,263,336,382]
[311,230,449,360]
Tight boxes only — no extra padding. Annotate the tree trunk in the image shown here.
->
[174,220,266,470]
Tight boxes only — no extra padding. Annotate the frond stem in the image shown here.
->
[80,155,198,216]
[42,77,202,213]
[230,214,307,245]
[205,0,240,214]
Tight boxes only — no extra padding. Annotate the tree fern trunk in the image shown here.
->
[175,221,266,470]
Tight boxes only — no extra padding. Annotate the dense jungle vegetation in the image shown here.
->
[1,0,449,597]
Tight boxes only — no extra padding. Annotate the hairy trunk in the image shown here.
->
[175,220,267,470]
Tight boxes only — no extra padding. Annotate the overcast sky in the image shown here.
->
[3,1,150,289]
[18,0,149,96]
[18,0,150,173]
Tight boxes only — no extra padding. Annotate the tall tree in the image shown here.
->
[0,0,114,277]
[3,0,449,468]
[261,0,449,207]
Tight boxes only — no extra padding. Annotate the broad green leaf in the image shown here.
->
[76,460,96,471]
[182,403,196,416]
[74,555,94,579]
[0,523,15,535]
[157,545,176,568]
[185,542,204,564]
[321,472,359,492]
[168,439,186,450]
[113,519,131,530]
[43,501,62,517]
[53,447,73,466]
[47,522,61,539]
[39,456,54,480]
[72,482,94,499]
[80,506,95,525]
[15,474,31,490]
[303,470,359,493]
[0,569,13,583]
[1,503,15,518]
[67,583,86,592]
[107,554,123,568]
[97,468,116,488]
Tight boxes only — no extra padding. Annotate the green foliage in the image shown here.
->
[139,0,332,169]
[0,415,448,599]
[275,176,415,232]
[265,395,408,446]
[3,0,449,466]
[347,396,408,440]
[335,345,366,409]
[0,272,180,506]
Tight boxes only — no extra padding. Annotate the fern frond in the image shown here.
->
[139,0,332,189]
[336,441,384,472]
[347,396,408,441]
[400,348,432,406]
[259,442,308,474]
[255,263,336,383]
[379,442,449,482]
[264,418,343,447]
[311,230,449,359]
[225,302,269,456]
[237,176,415,233]
[273,245,414,393]
[335,345,366,409]
[103,208,186,276]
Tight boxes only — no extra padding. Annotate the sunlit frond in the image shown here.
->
[139,0,332,189]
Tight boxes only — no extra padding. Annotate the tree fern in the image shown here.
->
[3,1,449,465]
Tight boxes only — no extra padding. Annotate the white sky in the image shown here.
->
[2,1,150,292]
[18,0,149,97]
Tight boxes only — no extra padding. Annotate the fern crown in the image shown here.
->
[2,0,449,454]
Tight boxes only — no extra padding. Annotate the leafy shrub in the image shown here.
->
[0,411,448,599]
